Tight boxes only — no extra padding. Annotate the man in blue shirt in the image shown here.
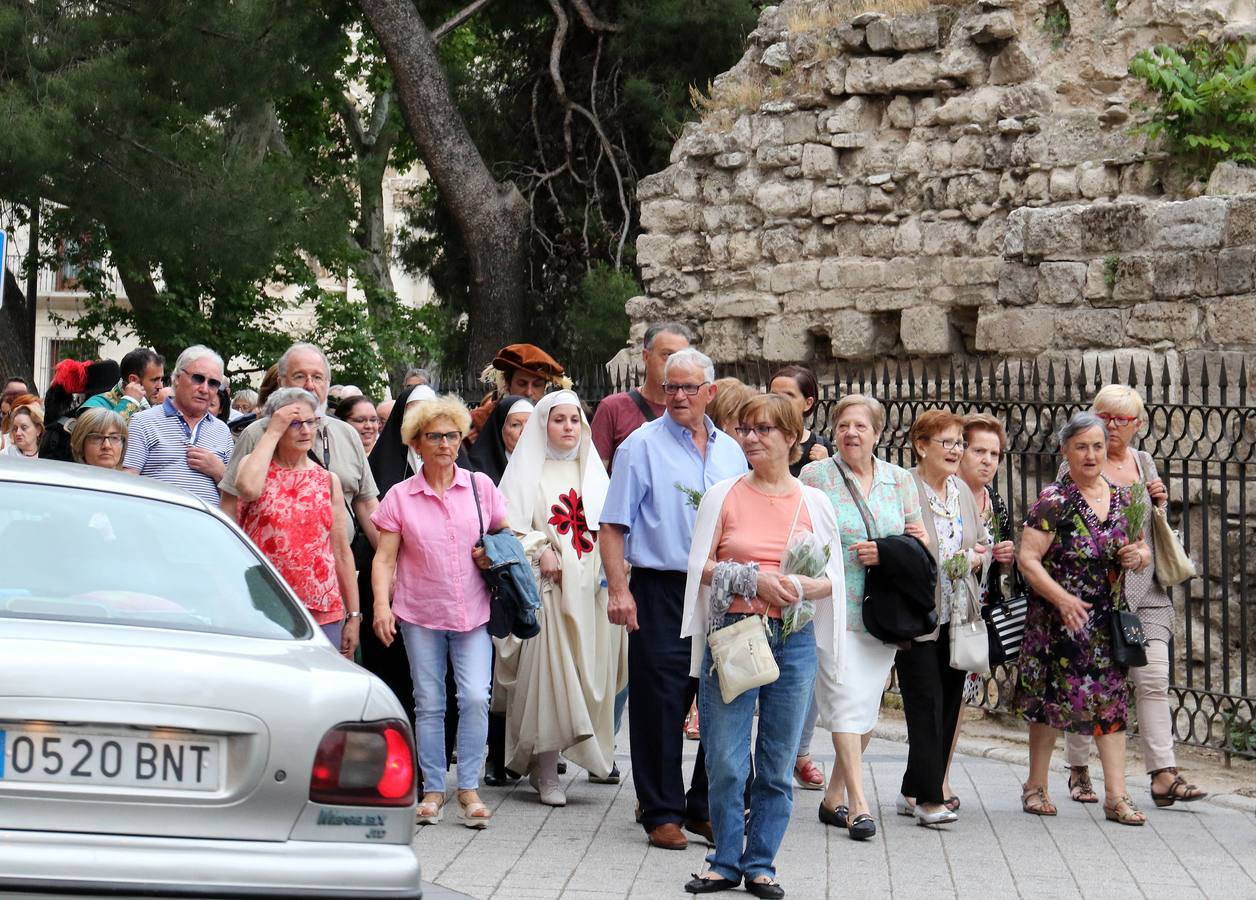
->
[599,348,748,851]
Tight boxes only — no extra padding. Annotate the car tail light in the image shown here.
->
[309,720,415,807]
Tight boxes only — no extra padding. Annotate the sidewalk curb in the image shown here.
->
[871,723,1256,815]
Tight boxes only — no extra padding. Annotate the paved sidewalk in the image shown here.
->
[415,725,1256,900]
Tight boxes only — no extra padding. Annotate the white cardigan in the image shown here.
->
[679,474,846,681]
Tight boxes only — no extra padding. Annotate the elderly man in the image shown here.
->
[219,343,379,548]
[123,345,233,505]
[591,321,693,471]
[82,347,165,422]
[598,347,748,851]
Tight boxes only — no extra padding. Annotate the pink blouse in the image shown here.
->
[371,467,508,632]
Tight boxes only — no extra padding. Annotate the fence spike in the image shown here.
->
[1218,355,1230,394]
[1160,357,1172,405]
[1125,356,1137,388]
[1142,355,1154,398]
[1200,356,1211,394]
[1240,357,1248,406]
[1062,358,1072,399]
[1046,359,1057,402]
[880,359,891,398]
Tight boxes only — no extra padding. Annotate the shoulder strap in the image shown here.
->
[469,470,486,538]
[1135,450,1153,484]
[627,389,658,422]
[834,458,877,539]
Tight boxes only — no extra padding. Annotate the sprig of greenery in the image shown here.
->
[1125,482,1150,541]
[943,551,970,581]
[675,482,704,511]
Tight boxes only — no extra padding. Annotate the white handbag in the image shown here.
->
[949,558,991,675]
[707,613,780,704]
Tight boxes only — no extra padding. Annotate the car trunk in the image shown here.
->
[0,619,371,842]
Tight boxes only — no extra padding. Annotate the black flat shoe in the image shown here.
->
[684,874,739,894]
[484,771,509,787]
[818,802,848,828]
[847,813,876,841]
[745,879,785,899]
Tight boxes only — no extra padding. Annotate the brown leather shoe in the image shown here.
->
[683,819,715,846]
[647,822,688,850]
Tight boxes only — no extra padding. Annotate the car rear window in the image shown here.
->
[0,483,312,639]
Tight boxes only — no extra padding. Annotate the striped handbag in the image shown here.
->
[982,590,1028,666]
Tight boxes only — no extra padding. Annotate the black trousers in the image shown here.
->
[895,624,966,806]
[628,567,709,829]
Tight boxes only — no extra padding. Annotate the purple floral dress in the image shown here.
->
[1013,476,1133,736]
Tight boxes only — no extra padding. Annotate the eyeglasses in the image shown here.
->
[930,438,968,451]
[348,416,381,426]
[1097,413,1139,426]
[734,424,779,438]
[663,382,709,396]
[183,372,223,392]
[287,371,328,386]
[86,433,124,445]
[287,418,319,431]
[423,431,461,444]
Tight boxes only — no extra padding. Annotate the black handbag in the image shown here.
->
[469,472,542,640]
[1110,604,1148,668]
[982,591,1028,665]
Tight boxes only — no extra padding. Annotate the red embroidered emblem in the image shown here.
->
[548,489,595,558]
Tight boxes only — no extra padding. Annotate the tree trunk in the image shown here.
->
[356,0,529,368]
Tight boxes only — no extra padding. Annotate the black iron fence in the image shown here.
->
[441,355,1256,760]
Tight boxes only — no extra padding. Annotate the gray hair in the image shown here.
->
[644,321,694,350]
[173,345,224,378]
[263,387,319,418]
[232,389,258,407]
[664,347,715,384]
[1058,411,1108,447]
[277,342,330,381]
[404,367,431,385]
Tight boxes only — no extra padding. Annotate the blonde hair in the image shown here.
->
[739,393,804,465]
[832,393,885,435]
[400,394,472,446]
[1091,384,1145,420]
[707,378,757,433]
[71,408,127,466]
[962,413,1007,454]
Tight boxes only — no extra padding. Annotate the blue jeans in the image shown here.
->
[613,685,629,737]
[399,621,492,792]
[700,617,816,883]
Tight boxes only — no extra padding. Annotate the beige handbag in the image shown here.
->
[707,613,779,703]
[1137,454,1196,588]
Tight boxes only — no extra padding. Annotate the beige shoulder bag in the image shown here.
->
[1137,453,1195,588]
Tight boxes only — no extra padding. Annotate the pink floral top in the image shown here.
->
[239,463,344,624]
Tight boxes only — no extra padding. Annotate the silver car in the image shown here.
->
[0,458,421,898]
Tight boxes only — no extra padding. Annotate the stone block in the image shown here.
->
[1048,168,1079,201]
[728,230,761,267]
[1206,293,1256,344]
[755,144,802,168]
[930,284,996,308]
[1021,203,1150,259]
[637,164,683,201]
[865,18,894,52]
[856,290,918,312]
[700,203,763,232]
[701,318,759,363]
[967,10,1016,45]
[750,115,785,148]
[717,291,781,318]
[801,143,839,178]
[895,217,923,254]
[845,57,889,94]
[639,199,695,233]
[1218,246,1256,295]
[866,186,894,212]
[939,41,986,87]
[942,256,1002,286]
[1055,309,1126,348]
[998,83,1053,119]
[884,55,942,92]
[759,228,800,263]
[818,258,887,290]
[829,133,869,149]
[901,305,960,355]
[1126,302,1201,343]
[762,315,812,362]
[811,187,845,217]
[782,111,820,144]
[990,41,1032,84]
[1077,162,1119,199]
[670,232,704,267]
[886,95,915,129]
[821,59,849,95]
[754,181,813,218]
[1023,171,1049,203]
[1084,259,1109,300]
[825,97,871,133]
[997,263,1038,306]
[921,220,975,256]
[884,256,941,290]
[760,42,791,72]
[1224,196,1256,245]
[896,141,929,174]
[1206,160,1256,196]
[647,269,701,296]
[842,185,869,213]
[952,136,988,169]
[826,310,898,358]
[1111,255,1154,303]
[1152,251,1218,299]
[781,289,855,314]
[1150,197,1228,249]
[636,234,672,269]
[1038,261,1087,305]
[713,152,748,169]
[769,260,820,293]
[975,307,1054,353]
[859,225,898,258]
[892,12,941,51]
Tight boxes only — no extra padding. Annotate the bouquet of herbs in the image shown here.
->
[942,551,971,581]
[675,482,704,511]
[1124,481,1150,542]
[780,532,831,638]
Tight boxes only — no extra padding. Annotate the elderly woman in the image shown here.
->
[223,387,361,658]
[707,377,757,436]
[1015,411,1152,825]
[70,408,127,469]
[682,393,842,898]
[371,394,508,829]
[800,394,925,840]
[336,394,381,455]
[3,395,44,458]
[893,409,986,827]
[942,414,1018,804]
[494,391,627,806]
[1061,387,1205,808]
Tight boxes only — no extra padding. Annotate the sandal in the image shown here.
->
[1150,768,1207,807]
[456,789,492,829]
[943,795,961,812]
[1104,793,1146,826]
[1068,766,1098,804]
[1021,784,1057,816]
[416,791,446,825]
[684,703,700,740]
[793,755,824,790]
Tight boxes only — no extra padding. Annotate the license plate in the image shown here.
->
[0,724,223,791]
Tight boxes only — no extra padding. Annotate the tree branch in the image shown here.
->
[567,0,621,33]
[432,0,496,42]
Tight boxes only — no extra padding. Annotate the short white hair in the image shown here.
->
[173,345,224,378]
[664,348,715,384]
[263,387,319,418]
[277,342,330,381]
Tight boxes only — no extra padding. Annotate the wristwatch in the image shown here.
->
[346,611,363,619]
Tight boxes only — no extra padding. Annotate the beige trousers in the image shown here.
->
[1065,639,1176,773]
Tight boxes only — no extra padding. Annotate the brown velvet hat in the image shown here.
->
[491,344,566,382]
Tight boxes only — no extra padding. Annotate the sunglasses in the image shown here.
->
[184,372,224,392]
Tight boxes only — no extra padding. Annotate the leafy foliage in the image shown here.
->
[1129,39,1256,177]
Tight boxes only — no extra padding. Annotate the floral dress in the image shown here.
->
[1013,476,1134,735]
[238,462,344,625]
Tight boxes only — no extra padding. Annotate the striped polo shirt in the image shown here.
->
[123,398,234,505]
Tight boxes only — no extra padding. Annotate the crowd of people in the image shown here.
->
[0,324,1205,899]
